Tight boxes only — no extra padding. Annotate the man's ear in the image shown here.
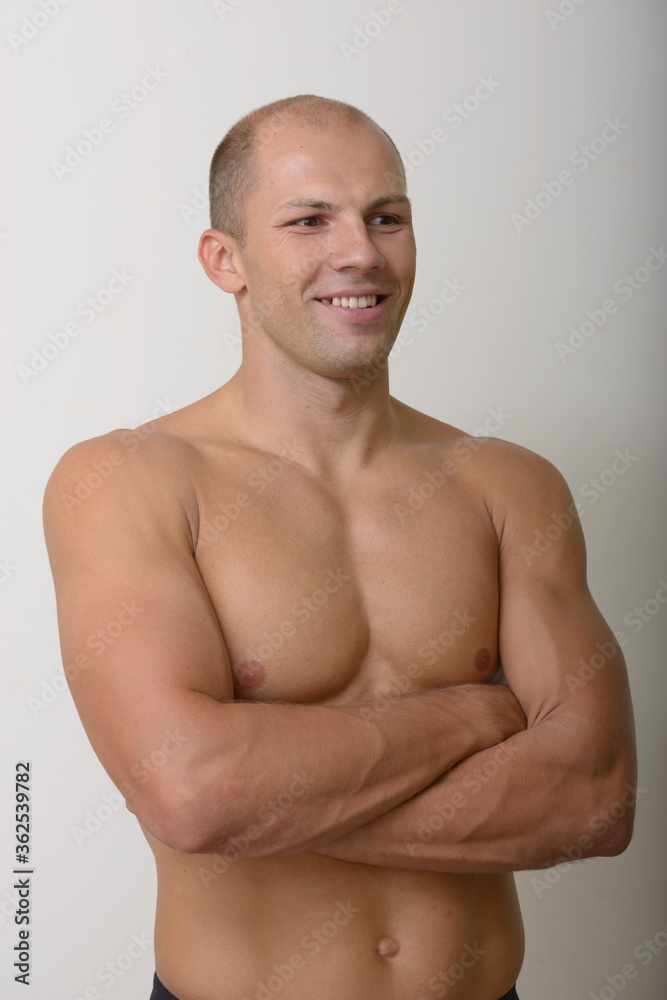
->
[197,229,246,293]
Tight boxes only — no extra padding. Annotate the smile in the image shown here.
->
[317,294,382,309]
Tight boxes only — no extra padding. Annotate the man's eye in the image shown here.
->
[370,214,399,226]
[292,217,321,228]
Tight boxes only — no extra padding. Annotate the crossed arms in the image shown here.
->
[43,432,636,872]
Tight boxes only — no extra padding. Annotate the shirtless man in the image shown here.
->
[43,95,636,1000]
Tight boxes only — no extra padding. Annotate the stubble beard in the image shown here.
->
[243,268,401,380]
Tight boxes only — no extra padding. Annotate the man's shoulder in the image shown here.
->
[395,398,566,483]
[393,399,575,524]
[43,417,203,529]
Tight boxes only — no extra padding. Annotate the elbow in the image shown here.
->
[155,807,210,856]
[125,772,213,855]
[584,767,639,859]
[598,819,634,857]
[145,768,251,856]
[130,785,206,854]
[592,787,637,857]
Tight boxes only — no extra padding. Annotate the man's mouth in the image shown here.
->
[317,294,384,309]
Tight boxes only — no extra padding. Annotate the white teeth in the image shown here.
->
[325,294,378,309]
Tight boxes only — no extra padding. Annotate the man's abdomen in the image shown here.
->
[149,844,524,1000]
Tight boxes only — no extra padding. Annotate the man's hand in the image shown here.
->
[430,682,527,747]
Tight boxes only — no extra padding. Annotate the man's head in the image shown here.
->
[199,95,415,381]
[208,94,406,249]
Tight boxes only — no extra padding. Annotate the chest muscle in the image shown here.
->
[194,461,499,705]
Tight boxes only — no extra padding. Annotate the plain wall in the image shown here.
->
[1,1,666,997]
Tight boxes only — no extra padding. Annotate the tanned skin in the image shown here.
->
[44,118,636,999]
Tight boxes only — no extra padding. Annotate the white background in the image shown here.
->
[1,1,666,998]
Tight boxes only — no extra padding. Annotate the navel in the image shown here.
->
[234,659,266,691]
[474,648,491,672]
[377,936,399,958]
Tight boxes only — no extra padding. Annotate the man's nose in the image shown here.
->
[327,218,385,271]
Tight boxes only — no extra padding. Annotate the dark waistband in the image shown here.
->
[151,973,181,1000]
[151,972,519,1000]
[498,986,520,1000]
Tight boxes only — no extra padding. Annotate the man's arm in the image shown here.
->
[43,431,526,857]
[314,444,637,872]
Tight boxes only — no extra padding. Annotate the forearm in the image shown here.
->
[151,684,522,856]
[315,715,637,873]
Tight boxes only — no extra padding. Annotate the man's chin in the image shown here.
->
[309,349,393,384]
[308,331,396,382]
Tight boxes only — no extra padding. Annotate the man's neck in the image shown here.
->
[224,352,398,480]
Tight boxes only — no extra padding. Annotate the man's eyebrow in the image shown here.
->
[273,194,412,215]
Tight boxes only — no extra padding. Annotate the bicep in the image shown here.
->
[43,439,233,826]
[496,453,634,756]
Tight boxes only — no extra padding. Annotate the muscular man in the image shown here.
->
[43,95,636,1000]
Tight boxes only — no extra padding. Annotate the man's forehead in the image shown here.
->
[251,121,406,208]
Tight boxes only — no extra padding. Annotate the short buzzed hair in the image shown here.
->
[208,94,405,248]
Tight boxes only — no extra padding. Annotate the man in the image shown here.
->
[44,95,636,1000]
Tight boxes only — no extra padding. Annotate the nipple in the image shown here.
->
[474,648,491,672]
[234,659,266,691]
[377,937,399,957]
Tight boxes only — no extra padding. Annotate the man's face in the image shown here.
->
[234,120,416,380]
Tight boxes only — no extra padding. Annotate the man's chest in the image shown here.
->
[193,452,500,705]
